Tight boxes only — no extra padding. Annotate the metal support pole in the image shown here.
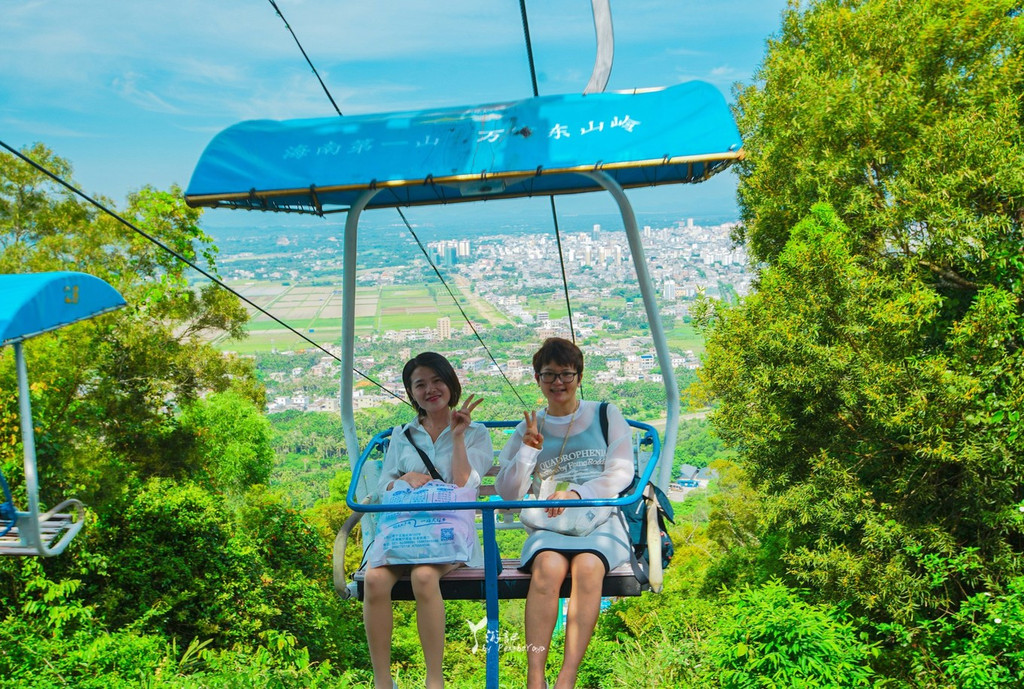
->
[581,172,680,489]
[341,190,382,470]
[482,509,501,688]
[15,343,40,551]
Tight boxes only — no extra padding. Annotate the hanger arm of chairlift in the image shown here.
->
[584,0,614,95]
[0,341,87,556]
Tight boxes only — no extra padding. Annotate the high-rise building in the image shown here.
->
[663,279,677,300]
[437,317,451,340]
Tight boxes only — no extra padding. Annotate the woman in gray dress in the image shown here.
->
[496,337,633,689]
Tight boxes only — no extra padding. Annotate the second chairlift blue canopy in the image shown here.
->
[0,271,127,346]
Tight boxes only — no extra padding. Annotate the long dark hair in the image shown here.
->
[402,352,462,417]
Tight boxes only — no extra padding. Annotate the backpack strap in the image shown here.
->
[403,427,444,482]
[616,501,650,588]
[605,401,651,588]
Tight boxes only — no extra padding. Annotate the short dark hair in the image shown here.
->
[532,337,584,377]
[402,352,462,416]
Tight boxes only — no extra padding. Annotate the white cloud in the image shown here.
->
[0,117,99,139]
[710,65,744,81]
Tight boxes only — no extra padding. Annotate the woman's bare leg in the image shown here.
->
[555,553,605,689]
[364,565,403,689]
[410,563,457,689]
[525,551,570,689]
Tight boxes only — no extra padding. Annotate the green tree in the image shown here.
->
[698,201,1024,614]
[0,144,256,510]
[734,0,1024,289]
[179,391,274,493]
[706,580,876,688]
[702,0,1024,649]
[673,417,730,474]
[0,145,374,682]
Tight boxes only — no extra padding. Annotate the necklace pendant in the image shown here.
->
[539,476,555,498]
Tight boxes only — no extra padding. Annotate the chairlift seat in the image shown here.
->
[0,500,85,556]
[335,421,662,601]
[351,559,644,601]
[343,472,648,601]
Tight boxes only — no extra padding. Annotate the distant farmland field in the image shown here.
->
[217,282,508,351]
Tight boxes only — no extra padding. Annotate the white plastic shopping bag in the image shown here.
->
[366,480,477,568]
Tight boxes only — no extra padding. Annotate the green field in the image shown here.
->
[214,281,706,355]
[521,296,570,319]
[666,323,706,354]
[218,282,507,351]
[217,330,338,354]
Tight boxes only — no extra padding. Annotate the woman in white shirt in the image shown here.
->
[496,338,633,689]
[363,352,492,689]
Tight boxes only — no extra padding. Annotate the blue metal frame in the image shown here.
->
[346,418,660,688]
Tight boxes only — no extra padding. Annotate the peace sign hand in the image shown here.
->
[522,410,544,450]
[450,393,482,437]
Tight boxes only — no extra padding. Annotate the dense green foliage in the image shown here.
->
[691,0,1024,684]
[673,417,729,474]
[0,145,368,686]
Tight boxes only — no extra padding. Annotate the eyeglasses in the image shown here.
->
[538,371,579,383]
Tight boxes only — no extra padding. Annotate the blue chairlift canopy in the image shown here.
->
[0,272,127,346]
[184,80,743,214]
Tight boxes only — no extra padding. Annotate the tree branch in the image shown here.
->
[918,261,980,290]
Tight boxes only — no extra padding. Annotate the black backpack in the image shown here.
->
[598,403,676,580]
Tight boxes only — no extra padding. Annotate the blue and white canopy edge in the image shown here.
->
[0,272,127,346]
[184,80,743,214]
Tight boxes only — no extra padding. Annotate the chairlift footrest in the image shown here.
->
[0,512,82,556]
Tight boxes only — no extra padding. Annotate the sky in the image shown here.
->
[1,0,792,232]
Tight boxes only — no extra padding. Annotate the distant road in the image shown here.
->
[453,275,509,325]
[648,408,711,433]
